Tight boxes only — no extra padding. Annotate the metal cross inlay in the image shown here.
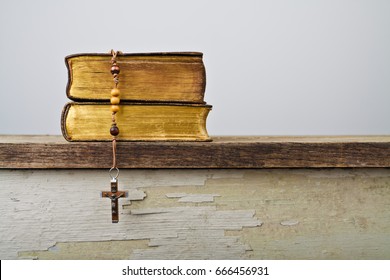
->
[101,179,128,223]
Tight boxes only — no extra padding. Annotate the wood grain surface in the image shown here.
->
[0,135,390,169]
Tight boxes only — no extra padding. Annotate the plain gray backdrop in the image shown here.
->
[0,0,389,135]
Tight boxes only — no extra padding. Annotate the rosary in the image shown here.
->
[101,50,128,223]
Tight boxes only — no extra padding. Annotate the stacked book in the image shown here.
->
[61,52,212,141]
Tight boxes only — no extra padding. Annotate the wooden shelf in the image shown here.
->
[1,135,390,169]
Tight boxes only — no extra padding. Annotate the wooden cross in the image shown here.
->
[101,179,128,223]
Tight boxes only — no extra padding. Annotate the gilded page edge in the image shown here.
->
[61,102,212,142]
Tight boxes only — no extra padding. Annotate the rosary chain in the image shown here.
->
[109,50,122,176]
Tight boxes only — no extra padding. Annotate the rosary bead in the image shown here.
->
[111,88,120,97]
[110,96,120,105]
[111,105,120,112]
[111,65,120,75]
[110,125,120,136]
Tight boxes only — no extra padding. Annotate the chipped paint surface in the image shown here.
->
[281,220,300,226]
[127,189,147,201]
[166,193,220,202]
[1,169,390,259]
[18,240,150,260]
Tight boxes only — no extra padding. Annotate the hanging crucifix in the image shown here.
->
[101,50,128,223]
[102,170,128,223]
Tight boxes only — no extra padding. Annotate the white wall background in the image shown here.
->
[0,0,389,135]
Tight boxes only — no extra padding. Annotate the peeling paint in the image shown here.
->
[280,220,300,226]
[165,193,187,198]
[130,207,261,259]
[18,240,150,260]
[128,189,147,201]
[48,244,59,252]
[166,193,220,203]
[1,169,390,260]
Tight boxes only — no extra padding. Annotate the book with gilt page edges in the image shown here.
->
[61,102,212,141]
[65,52,206,103]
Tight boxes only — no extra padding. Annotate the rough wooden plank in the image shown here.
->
[1,135,390,168]
[1,168,389,260]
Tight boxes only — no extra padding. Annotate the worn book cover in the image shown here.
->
[61,102,212,141]
[66,52,206,103]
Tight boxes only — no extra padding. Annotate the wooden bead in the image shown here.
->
[111,105,120,113]
[111,88,120,97]
[110,96,120,105]
[110,125,119,136]
[111,65,120,75]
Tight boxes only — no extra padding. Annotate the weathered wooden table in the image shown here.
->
[1,135,389,259]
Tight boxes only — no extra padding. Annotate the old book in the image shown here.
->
[61,102,212,141]
[66,52,206,103]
